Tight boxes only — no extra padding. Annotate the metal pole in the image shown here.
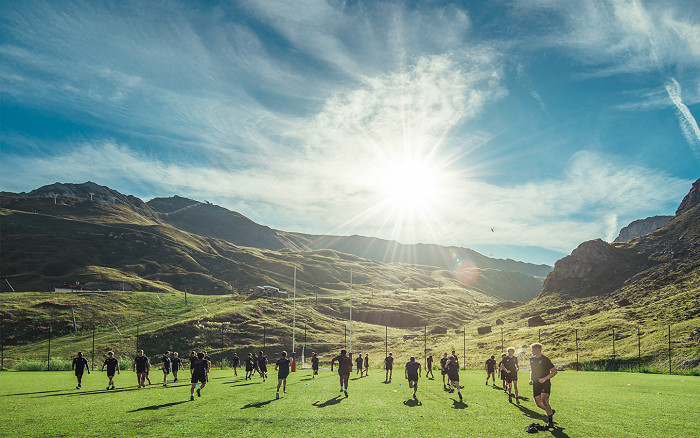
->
[185,286,188,306]
[221,325,224,370]
[575,329,579,371]
[304,324,307,345]
[47,327,51,371]
[92,327,95,371]
[292,267,296,353]
[263,325,266,351]
[501,328,503,353]
[0,324,3,371]
[424,326,427,368]
[385,326,387,359]
[612,328,616,359]
[637,327,641,371]
[463,326,466,370]
[349,269,352,354]
[136,320,139,352]
[344,325,347,346]
[668,324,671,375]
[538,328,541,343]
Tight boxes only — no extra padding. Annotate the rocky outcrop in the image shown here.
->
[614,216,673,242]
[676,178,700,216]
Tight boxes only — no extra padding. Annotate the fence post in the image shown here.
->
[668,324,671,375]
[221,325,224,370]
[92,327,95,371]
[612,328,615,359]
[575,329,579,371]
[47,327,52,371]
[637,327,641,372]
[136,320,139,352]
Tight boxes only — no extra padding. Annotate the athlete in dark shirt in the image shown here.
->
[440,353,449,389]
[310,352,320,378]
[132,350,150,388]
[203,351,211,382]
[384,353,394,382]
[72,352,90,389]
[275,351,291,399]
[244,353,255,380]
[485,355,497,386]
[355,355,363,376]
[161,351,172,387]
[529,343,557,427]
[189,351,197,374]
[363,353,369,377]
[503,348,520,404]
[232,353,239,377]
[498,353,507,391]
[171,352,182,383]
[446,355,462,401]
[426,355,434,379]
[190,352,210,401]
[405,356,422,399]
[331,349,352,396]
[257,352,268,382]
[101,351,120,390]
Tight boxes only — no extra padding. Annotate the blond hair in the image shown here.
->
[530,343,543,350]
[507,347,515,353]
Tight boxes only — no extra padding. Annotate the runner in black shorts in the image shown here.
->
[171,352,182,383]
[331,349,352,397]
[189,351,197,375]
[405,356,422,399]
[363,353,369,377]
[203,351,211,381]
[485,355,496,386]
[161,351,171,387]
[244,353,255,380]
[132,350,150,388]
[529,343,557,428]
[71,351,90,389]
[446,355,462,401]
[190,352,209,401]
[355,354,363,376]
[232,353,239,377]
[101,351,119,390]
[440,352,449,389]
[311,352,319,378]
[384,352,394,382]
[275,351,291,399]
[503,347,520,404]
[426,355,434,379]
[257,351,268,382]
[498,353,507,391]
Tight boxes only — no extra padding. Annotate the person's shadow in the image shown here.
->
[451,398,467,409]
[516,403,543,420]
[241,398,277,409]
[403,398,422,407]
[313,396,343,408]
[128,400,189,412]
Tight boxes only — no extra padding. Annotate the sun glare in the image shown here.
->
[376,160,444,214]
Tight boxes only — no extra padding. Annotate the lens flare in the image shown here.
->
[454,259,479,286]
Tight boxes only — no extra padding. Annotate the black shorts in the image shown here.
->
[312,366,319,371]
[259,366,267,373]
[448,373,459,382]
[191,373,207,384]
[163,367,171,373]
[506,371,518,383]
[386,366,393,370]
[172,366,179,372]
[278,372,289,380]
[75,372,84,377]
[107,373,115,378]
[136,369,147,374]
[486,368,495,374]
[407,373,419,382]
[500,370,507,380]
[533,380,551,397]
[246,365,253,371]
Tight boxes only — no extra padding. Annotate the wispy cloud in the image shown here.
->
[665,78,700,158]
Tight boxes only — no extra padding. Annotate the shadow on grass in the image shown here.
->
[451,399,467,409]
[128,400,189,412]
[382,381,392,384]
[403,398,422,407]
[241,398,277,409]
[516,403,543,420]
[549,426,571,438]
[226,381,259,387]
[313,396,343,408]
[38,386,145,397]
[1,389,67,397]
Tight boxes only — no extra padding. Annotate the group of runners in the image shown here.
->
[70,342,558,427]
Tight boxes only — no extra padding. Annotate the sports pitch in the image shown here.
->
[0,369,698,437]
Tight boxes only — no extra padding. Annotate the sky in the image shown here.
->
[1,0,699,266]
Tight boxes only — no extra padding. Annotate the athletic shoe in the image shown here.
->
[283,391,287,395]
[485,381,488,386]
[413,393,417,399]
[174,379,178,383]
[516,398,521,405]
[276,392,279,399]
[76,386,80,389]
[344,390,348,397]
[458,392,463,401]
[340,388,344,392]
[107,386,111,390]
[509,394,513,403]
[190,395,195,401]
[196,388,201,397]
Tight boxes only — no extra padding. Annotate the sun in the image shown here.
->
[376,160,444,214]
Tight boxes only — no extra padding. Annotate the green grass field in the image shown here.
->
[0,368,698,437]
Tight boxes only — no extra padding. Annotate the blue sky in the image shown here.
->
[1,0,699,266]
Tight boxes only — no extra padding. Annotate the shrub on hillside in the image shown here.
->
[118,357,133,371]
[48,358,72,371]
[13,359,45,371]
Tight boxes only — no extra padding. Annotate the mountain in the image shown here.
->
[0,182,546,301]
[613,216,673,243]
[540,178,700,300]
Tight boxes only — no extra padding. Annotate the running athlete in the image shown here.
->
[330,349,352,397]
[132,350,150,388]
[363,353,369,377]
[189,351,197,375]
[190,352,210,401]
[503,348,520,404]
[485,355,497,386]
[426,355,434,379]
[446,355,462,401]
[275,351,291,399]
[498,353,507,391]
[440,352,449,389]
[257,352,268,382]
[384,352,394,382]
[311,352,319,378]
[405,356,422,399]
[172,352,182,383]
[244,353,255,380]
[355,354,363,376]
[162,351,171,387]
[72,351,90,389]
[232,353,240,377]
[203,351,211,381]
[529,343,557,428]
[101,351,119,390]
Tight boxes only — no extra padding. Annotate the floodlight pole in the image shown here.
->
[668,324,671,375]
[612,328,616,359]
[575,329,579,371]
[385,326,388,359]
[47,327,51,371]
[0,323,4,371]
[292,267,296,353]
[349,269,353,354]
[92,327,95,371]
[463,326,466,370]
[637,327,641,371]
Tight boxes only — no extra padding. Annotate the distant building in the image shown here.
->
[252,285,288,299]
